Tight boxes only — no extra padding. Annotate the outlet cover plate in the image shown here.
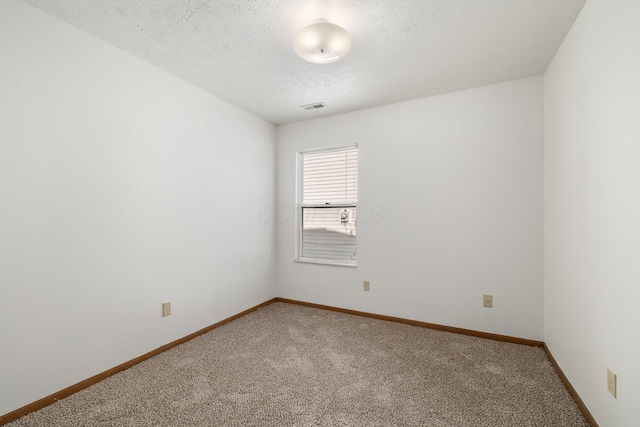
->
[483,294,493,308]
[607,368,617,398]
[363,281,370,292]
[162,301,171,317]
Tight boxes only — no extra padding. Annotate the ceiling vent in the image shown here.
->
[301,102,327,111]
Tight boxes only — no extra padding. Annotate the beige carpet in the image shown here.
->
[8,302,588,426]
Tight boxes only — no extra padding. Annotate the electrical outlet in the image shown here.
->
[483,294,493,308]
[607,368,617,398]
[162,301,171,317]
[363,281,370,292]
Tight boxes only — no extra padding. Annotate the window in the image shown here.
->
[297,145,358,266]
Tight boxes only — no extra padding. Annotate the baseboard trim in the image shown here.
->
[0,298,277,426]
[275,298,543,347]
[543,344,599,427]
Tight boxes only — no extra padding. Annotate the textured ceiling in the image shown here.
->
[25,0,586,124]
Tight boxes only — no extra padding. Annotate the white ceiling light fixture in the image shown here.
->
[293,19,351,64]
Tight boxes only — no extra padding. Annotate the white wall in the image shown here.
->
[277,76,544,341]
[544,0,640,425]
[0,0,276,416]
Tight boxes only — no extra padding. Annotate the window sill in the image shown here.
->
[295,258,357,268]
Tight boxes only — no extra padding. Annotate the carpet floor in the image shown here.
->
[7,302,589,426]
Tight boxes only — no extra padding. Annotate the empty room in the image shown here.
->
[1,0,638,426]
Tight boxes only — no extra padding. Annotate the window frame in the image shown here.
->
[295,144,358,267]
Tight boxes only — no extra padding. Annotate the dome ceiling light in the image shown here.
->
[293,19,351,64]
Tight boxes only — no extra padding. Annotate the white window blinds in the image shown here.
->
[299,146,358,265]
[302,148,358,205]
